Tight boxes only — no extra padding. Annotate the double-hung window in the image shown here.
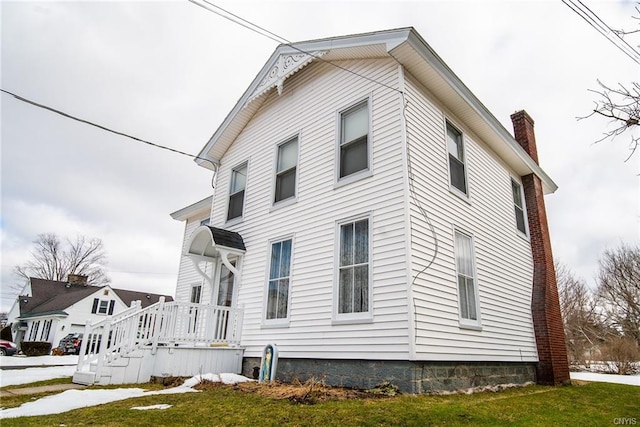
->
[447,122,468,195]
[274,137,298,203]
[339,101,370,179]
[511,178,527,235]
[266,239,292,321]
[227,163,247,221]
[92,298,115,315]
[454,231,480,323]
[337,217,370,316]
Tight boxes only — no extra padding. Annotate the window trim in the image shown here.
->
[445,120,470,200]
[453,228,482,329]
[226,161,249,224]
[334,95,373,186]
[272,134,300,208]
[190,284,202,304]
[262,235,295,327]
[510,177,529,237]
[333,212,373,324]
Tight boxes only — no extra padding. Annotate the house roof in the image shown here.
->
[170,196,213,221]
[17,278,173,318]
[113,288,174,308]
[195,27,557,194]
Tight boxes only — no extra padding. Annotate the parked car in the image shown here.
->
[0,339,18,356]
[57,333,83,355]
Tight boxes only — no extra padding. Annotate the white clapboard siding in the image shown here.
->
[404,73,538,362]
[208,58,411,360]
[175,215,213,305]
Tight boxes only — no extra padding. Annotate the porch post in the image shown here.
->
[151,296,165,355]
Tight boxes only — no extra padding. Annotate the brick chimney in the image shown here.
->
[67,274,88,286]
[510,110,570,386]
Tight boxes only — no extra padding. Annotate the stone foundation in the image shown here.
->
[241,357,536,394]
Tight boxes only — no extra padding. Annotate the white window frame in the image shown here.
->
[98,300,109,314]
[335,96,373,187]
[445,120,470,199]
[453,228,482,329]
[226,161,249,223]
[29,320,40,341]
[333,213,373,324]
[511,178,529,237]
[40,319,52,341]
[190,284,202,304]
[262,235,294,327]
[272,135,300,208]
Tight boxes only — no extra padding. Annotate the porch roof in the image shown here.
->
[186,226,246,259]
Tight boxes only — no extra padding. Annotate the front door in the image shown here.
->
[214,260,236,341]
[216,260,236,308]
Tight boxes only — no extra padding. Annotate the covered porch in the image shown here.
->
[73,226,247,385]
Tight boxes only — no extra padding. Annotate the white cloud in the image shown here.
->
[1,1,638,312]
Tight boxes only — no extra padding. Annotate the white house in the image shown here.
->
[7,275,172,351]
[73,27,569,392]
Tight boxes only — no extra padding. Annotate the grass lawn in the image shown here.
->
[1,380,638,426]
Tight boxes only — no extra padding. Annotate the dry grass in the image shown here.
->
[195,377,379,404]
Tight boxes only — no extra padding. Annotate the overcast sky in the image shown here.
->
[1,0,638,312]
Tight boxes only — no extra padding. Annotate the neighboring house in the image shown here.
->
[74,27,569,392]
[7,275,172,350]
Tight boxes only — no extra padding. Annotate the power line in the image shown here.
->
[0,88,214,164]
[189,0,287,44]
[562,0,640,64]
[188,0,403,94]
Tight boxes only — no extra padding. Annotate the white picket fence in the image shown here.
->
[75,298,244,380]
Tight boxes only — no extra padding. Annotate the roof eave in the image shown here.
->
[170,196,213,221]
[401,30,558,194]
[197,27,557,194]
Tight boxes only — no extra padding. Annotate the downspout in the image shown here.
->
[396,63,417,362]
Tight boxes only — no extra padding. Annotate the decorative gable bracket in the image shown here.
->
[245,50,327,106]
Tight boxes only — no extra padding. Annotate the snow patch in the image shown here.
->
[0,372,254,419]
[131,404,173,410]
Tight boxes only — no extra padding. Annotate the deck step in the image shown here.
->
[72,370,96,385]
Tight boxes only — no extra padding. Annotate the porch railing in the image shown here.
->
[75,298,244,379]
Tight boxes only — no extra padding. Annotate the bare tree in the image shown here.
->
[596,244,640,345]
[578,4,640,159]
[556,261,607,365]
[584,81,640,159]
[13,233,110,291]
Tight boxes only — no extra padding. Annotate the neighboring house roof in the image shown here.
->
[113,289,173,308]
[17,278,173,318]
[195,27,557,194]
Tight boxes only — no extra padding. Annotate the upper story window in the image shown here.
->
[447,121,468,195]
[266,238,292,321]
[337,216,370,316]
[454,230,480,324]
[339,101,370,179]
[92,298,115,315]
[200,217,211,226]
[274,137,298,203]
[511,178,527,235]
[227,162,247,221]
